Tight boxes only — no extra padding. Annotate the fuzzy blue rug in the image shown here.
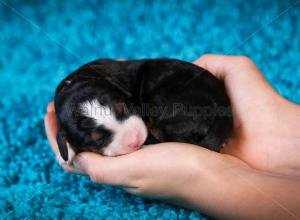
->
[0,0,299,219]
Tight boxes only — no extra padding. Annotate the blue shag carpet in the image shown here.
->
[0,0,299,219]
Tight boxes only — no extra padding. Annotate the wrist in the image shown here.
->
[174,151,249,215]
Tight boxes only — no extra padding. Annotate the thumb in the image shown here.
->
[73,152,134,187]
[194,54,280,105]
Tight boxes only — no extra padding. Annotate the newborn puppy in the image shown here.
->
[54,59,233,164]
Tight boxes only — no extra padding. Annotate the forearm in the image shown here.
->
[175,159,300,219]
[171,155,300,220]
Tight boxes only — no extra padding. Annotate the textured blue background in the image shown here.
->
[0,0,299,219]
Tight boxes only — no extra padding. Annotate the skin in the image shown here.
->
[45,55,300,220]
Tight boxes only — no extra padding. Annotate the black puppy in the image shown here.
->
[55,59,233,163]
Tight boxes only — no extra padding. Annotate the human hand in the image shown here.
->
[45,55,300,219]
[194,55,300,175]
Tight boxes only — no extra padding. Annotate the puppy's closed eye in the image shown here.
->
[114,102,125,114]
[91,130,105,141]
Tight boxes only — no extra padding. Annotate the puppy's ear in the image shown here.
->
[56,131,68,161]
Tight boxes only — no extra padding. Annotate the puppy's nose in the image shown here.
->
[127,134,142,149]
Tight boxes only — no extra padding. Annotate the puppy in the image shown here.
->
[54,59,233,164]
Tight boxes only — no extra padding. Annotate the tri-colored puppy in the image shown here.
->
[54,59,233,164]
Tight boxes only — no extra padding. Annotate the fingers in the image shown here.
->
[193,54,281,108]
[47,101,55,112]
[44,102,84,174]
[193,54,275,92]
[72,143,219,187]
[194,54,234,80]
[73,152,138,187]
[44,102,60,156]
[194,54,260,79]
[193,55,273,90]
[60,163,86,175]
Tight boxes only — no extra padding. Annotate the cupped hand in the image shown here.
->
[194,55,300,175]
[45,102,245,196]
[45,55,300,219]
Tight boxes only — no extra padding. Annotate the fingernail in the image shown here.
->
[47,107,54,113]
[73,155,86,171]
[47,102,55,113]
